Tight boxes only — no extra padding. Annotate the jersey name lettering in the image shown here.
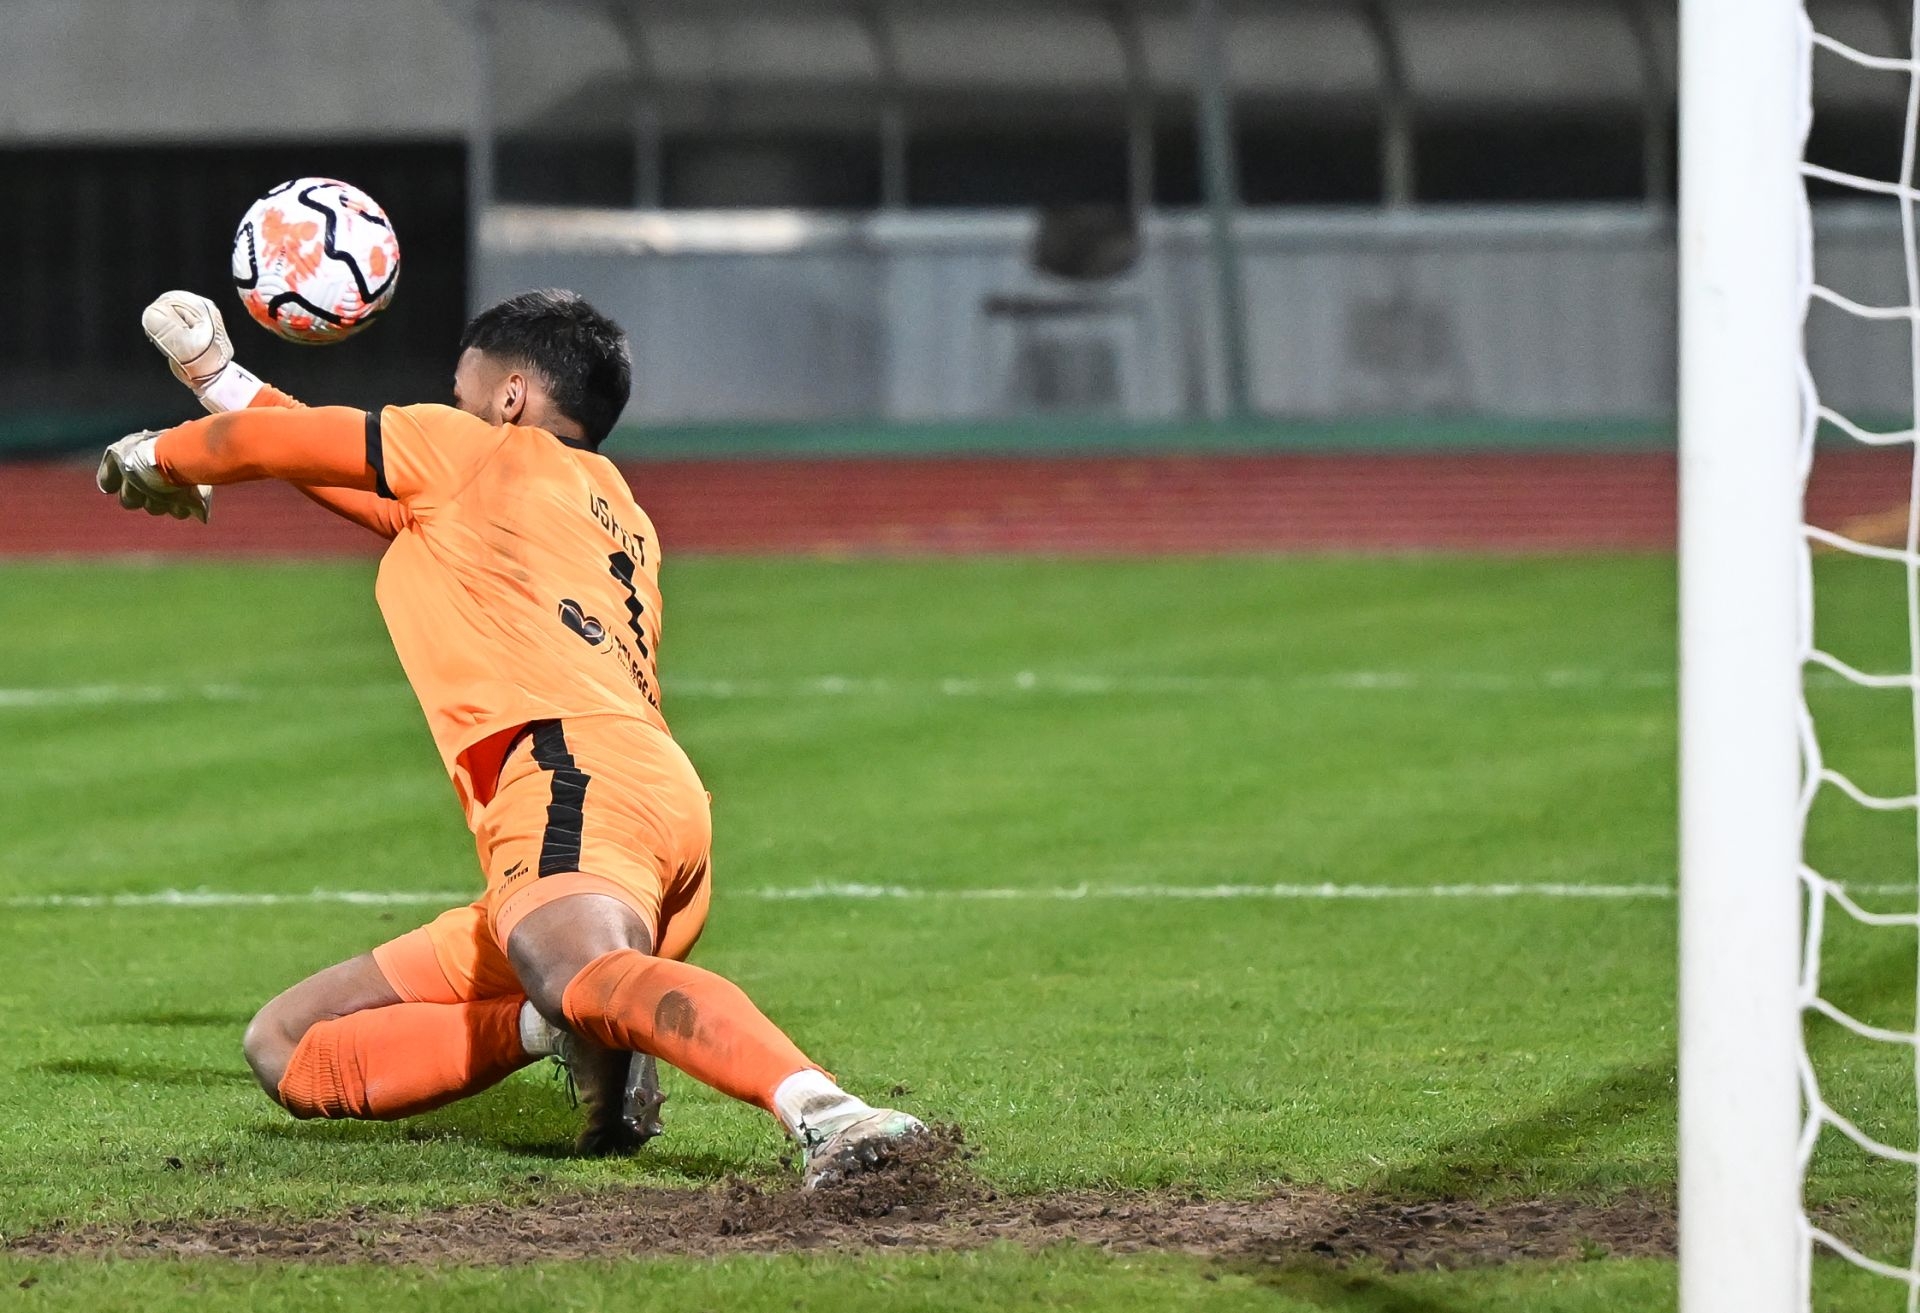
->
[589,493,647,568]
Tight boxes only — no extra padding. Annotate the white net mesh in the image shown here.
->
[1797,7,1920,1306]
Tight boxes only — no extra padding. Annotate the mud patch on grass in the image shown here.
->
[9,1128,1671,1270]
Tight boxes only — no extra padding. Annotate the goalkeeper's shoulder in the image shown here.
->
[379,402,489,429]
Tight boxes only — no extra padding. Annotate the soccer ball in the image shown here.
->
[231,178,400,344]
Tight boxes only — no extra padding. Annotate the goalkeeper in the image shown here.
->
[100,289,925,1184]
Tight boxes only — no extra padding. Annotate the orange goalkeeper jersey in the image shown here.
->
[157,403,669,823]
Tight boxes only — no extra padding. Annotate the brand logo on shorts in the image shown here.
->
[501,860,530,884]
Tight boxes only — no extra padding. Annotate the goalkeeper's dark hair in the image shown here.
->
[460,289,631,449]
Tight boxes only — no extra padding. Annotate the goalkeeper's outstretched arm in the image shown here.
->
[154,405,376,490]
[141,290,412,539]
[96,405,386,526]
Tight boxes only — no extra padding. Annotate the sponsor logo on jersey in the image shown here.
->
[558,598,610,648]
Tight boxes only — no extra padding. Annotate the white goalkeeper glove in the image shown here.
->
[95,430,213,523]
[141,290,265,414]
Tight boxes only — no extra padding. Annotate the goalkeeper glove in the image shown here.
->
[141,291,265,414]
[95,430,213,523]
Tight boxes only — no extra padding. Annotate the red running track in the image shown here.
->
[0,450,1908,557]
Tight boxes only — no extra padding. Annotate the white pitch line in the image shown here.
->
[675,673,1270,697]
[13,881,1919,911]
[7,668,1902,710]
[0,881,1667,909]
[1311,670,1673,692]
[0,669,1692,711]
[747,880,1678,901]
[0,683,255,708]
[7,889,469,909]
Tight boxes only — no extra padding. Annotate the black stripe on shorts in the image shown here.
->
[528,720,590,877]
[365,408,396,500]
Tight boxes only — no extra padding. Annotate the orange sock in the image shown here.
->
[277,997,534,1120]
[561,949,817,1112]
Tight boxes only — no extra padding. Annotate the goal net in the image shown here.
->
[1794,7,1920,1305]
[1684,1,1920,1310]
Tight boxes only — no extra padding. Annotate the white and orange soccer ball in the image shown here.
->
[231,178,400,344]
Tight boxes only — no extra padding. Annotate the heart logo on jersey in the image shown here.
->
[558,598,609,648]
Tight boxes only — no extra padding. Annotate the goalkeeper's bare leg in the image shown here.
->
[243,954,532,1119]
[507,884,926,1186]
[243,953,649,1156]
[244,887,926,1182]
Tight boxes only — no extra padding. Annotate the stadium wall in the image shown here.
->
[481,203,1899,434]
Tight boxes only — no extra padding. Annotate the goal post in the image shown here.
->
[1677,0,1811,1309]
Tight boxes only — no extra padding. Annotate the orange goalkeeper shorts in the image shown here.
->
[372,715,713,1005]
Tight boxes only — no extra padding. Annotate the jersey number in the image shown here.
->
[607,552,650,659]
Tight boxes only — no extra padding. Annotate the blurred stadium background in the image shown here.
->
[1,0,1910,559]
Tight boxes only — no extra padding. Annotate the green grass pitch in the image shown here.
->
[0,555,1911,1310]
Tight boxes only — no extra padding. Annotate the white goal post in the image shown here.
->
[1677,0,1809,1310]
